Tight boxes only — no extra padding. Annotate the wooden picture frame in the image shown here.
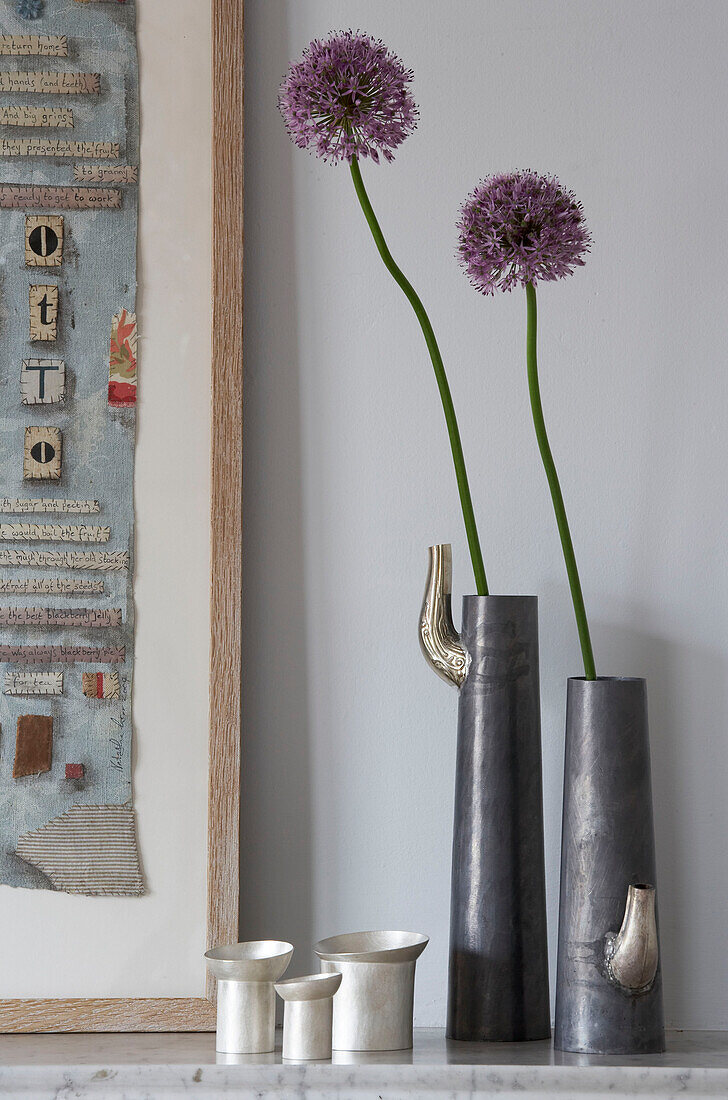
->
[0,0,243,1033]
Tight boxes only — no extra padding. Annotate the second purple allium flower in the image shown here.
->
[457,169,596,676]
[457,172,591,294]
[278,30,418,164]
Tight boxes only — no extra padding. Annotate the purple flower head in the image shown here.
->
[278,30,418,164]
[457,172,591,294]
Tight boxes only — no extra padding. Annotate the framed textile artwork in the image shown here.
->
[0,1,141,899]
[0,0,242,1031]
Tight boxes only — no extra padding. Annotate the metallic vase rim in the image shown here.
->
[204,940,294,983]
[568,675,645,683]
[315,930,429,964]
[460,594,538,602]
[275,972,342,1001]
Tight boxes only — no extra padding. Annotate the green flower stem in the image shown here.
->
[525,281,596,679]
[349,156,488,596]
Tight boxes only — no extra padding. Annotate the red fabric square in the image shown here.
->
[65,763,84,780]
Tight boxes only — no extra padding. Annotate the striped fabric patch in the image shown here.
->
[15,804,144,896]
[82,671,120,699]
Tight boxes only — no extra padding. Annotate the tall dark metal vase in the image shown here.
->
[420,546,550,1042]
[554,677,665,1054]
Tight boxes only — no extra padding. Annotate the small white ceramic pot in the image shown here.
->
[204,939,293,1054]
[275,971,342,1061]
[315,930,429,1052]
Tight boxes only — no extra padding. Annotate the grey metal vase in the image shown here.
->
[554,676,665,1054]
[420,545,550,1042]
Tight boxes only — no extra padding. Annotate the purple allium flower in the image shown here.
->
[457,172,591,294]
[278,30,418,164]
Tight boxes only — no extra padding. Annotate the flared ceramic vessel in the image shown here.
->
[276,972,342,1061]
[204,939,294,1054]
[315,930,428,1052]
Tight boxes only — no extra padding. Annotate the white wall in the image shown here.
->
[243,0,728,1028]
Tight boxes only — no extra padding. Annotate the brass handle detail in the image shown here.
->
[419,544,468,689]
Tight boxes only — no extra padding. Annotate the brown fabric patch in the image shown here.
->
[13,714,53,777]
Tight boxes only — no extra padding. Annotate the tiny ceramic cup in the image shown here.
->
[204,940,294,1054]
[315,930,429,1052]
[275,971,342,1061]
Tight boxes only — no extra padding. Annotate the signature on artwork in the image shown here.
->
[109,678,127,771]
[110,736,123,771]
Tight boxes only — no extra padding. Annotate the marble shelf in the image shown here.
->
[0,1027,727,1097]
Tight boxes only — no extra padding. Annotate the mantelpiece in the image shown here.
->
[0,1028,726,1097]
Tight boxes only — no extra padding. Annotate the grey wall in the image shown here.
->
[242,0,728,1028]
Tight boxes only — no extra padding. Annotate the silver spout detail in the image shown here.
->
[604,884,659,995]
[419,544,468,688]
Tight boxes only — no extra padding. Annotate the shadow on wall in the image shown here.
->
[585,619,728,1029]
[241,3,314,985]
